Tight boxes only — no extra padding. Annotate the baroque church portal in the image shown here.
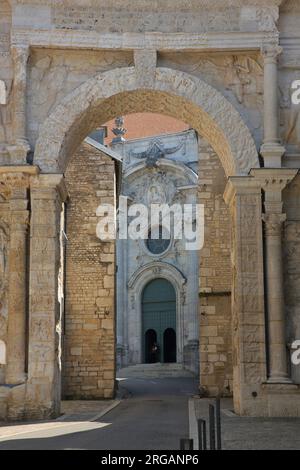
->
[113,129,199,374]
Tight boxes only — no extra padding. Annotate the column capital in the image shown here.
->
[6,141,31,162]
[0,165,39,201]
[10,44,30,63]
[262,213,286,237]
[261,45,282,64]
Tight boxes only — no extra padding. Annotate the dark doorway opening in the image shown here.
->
[163,328,176,363]
[145,329,159,363]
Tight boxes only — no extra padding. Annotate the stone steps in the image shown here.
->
[117,363,195,378]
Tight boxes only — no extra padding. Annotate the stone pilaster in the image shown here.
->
[8,45,30,164]
[260,45,285,168]
[224,177,267,415]
[251,168,298,384]
[0,167,38,420]
[5,187,29,384]
[26,174,67,419]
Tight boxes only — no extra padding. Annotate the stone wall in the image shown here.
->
[63,141,116,400]
[198,139,233,396]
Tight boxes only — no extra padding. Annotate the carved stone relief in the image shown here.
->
[27,49,133,144]
[158,53,263,106]
[127,171,177,206]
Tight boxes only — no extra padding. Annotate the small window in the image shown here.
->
[146,226,170,255]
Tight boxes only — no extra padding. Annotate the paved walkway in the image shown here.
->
[0,399,119,442]
[2,384,300,450]
[0,378,197,450]
[190,397,300,450]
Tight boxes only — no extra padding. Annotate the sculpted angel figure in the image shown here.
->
[130,138,186,168]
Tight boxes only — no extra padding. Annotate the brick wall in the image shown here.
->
[198,139,233,396]
[63,142,116,399]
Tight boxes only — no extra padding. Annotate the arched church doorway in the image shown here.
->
[142,279,176,364]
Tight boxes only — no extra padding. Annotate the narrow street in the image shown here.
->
[0,378,197,450]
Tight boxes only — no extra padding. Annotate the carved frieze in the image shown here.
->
[159,53,263,108]
[0,170,34,201]
[52,4,240,34]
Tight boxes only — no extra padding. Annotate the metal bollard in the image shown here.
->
[209,404,216,450]
[215,398,222,450]
[202,420,207,450]
[197,419,207,450]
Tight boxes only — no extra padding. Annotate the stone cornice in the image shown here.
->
[11,30,279,52]
[9,1,285,7]
[250,168,298,213]
[250,168,299,191]
[0,165,39,176]
[223,175,262,206]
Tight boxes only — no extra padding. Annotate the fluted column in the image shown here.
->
[260,45,285,168]
[9,45,30,164]
[251,168,298,383]
[263,212,290,382]
[6,187,29,384]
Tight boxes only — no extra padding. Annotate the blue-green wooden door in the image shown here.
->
[142,279,176,363]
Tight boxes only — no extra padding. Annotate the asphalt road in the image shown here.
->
[0,377,197,450]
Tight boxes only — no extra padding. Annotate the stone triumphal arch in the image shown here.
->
[0,0,300,420]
